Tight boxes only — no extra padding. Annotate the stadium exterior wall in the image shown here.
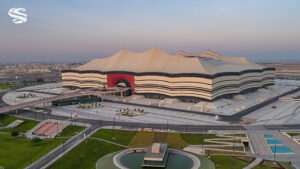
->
[61,68,275,102]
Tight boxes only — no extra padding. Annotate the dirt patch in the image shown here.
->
[233,156,255,163]
[259,160,284,169]
[152,132,167,143]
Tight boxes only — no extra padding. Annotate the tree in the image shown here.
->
[11,131,19,137]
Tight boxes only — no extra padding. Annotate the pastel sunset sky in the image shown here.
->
[0,0,299,62]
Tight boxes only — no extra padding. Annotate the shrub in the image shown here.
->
[11,131,19,137]
[31,137,42,143]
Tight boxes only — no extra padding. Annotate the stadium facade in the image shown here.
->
[62,48,275,101]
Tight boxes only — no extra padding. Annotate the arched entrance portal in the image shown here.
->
[107,74,135,95]
[116,79,132,96]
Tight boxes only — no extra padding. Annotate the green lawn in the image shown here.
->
[287,133,300,137]
[166,132,189,149]
[0,133,67,169]
[0,83,19,90]
[211,156,283,169]
[49,138,124,169]
[210,156,249,169]
[57,125,85,137]
[222,133,247,137]
[128,131,154,147]
[0,118,39,133]
[0,115,85,169]
[91,129,136,146]
[0,114,19,127]
[181,133,224,145]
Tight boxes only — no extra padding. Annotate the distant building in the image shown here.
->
[62,48,275,101]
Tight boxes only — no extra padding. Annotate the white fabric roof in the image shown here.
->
[76,48,265,75]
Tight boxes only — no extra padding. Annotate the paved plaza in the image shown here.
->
[247,130,300,168]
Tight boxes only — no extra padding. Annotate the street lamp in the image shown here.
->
[112,116,116,139]
[166,119,169,133]
[233,136,235,154]
[273,144,277,162]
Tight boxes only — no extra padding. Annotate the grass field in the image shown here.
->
[0,118,39,133]
[223,133,247,137]
[286,132,300,137]
[0,115,84,169]
[166,132,189,149]
[211,155,290,169]
[0,114,19,127]
[57,125,85,137]
[0,132,67,169]
[49,139,124,169]
[91,129,136,146]
[211,155,249,169]
[128,131,154,147]
[0,83,19,90]
[181,133,224,145]
[0,115,39,133]
[0,124,264,169]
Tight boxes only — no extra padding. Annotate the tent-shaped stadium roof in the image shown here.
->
[76,48,264,75]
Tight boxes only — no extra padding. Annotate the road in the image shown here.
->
[2,87,300,169]
[0,86,129,115]
[25,126,98,169]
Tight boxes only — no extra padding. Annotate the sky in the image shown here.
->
[0,0,300,63]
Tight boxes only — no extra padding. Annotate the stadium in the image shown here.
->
[61,48,275,101]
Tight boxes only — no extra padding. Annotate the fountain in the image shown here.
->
[96,143,207,169]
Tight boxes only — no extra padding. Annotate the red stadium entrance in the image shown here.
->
[107,74,135,95]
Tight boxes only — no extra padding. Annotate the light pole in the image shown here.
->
[233,136,235,154]
[273,144,277,162]
[167,120,169,133]
[56,113,59,132]
[185,123,188,133]
[112,116,115,139]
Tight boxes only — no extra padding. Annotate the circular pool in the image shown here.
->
[95,148,217,169]
[112,148,200,169]
[119,152,194,169]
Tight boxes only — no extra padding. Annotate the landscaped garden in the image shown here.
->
[0,117,295,169]
[0,114,39,132]
[91,128,137,145]
[49,139,124,169]
[48,129,294,169]
[0,133,67,169]
[210,155,292,169]
[0,115,85,169]
[57,125,85,137]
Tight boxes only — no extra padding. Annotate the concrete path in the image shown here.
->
[247,129,300,169]
[25,126,98,169]
[247,131,272,154]
[89,137,129,149]
[243,157,263,169]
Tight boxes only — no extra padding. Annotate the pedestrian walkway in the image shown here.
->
[247,130,300,155]
[243,157,263,169]
[89,137,129,149]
